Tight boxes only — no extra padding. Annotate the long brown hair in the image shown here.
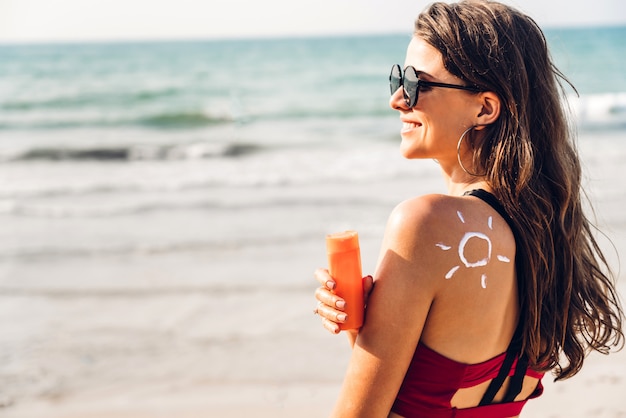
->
[415,0,624,380]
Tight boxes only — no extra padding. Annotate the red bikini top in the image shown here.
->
[391,342,545,418]
[391,190,545,417]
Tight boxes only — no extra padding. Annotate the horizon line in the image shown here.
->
[1,23,625,47]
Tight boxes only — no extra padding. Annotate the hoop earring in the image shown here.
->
[457,126,481,177]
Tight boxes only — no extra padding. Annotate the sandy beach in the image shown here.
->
[2,153,625,417]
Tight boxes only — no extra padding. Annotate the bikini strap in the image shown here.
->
[462,189,516,234]
[504,351,529,403]
[478,322,527,405]
[464,189,529,405]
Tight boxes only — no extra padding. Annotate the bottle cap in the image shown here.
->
[326,230,359,253]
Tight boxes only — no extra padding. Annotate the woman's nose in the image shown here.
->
[389,87,409,111]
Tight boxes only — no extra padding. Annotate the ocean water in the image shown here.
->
[0,28,624,267]
[1,27,626,411]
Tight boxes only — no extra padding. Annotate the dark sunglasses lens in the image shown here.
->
[390,65,402,95]
[403,67,419,107]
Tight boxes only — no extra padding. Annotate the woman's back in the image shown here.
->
[417,191,518,363]
[388,190,542,416]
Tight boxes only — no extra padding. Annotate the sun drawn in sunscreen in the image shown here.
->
[436,211,510,288]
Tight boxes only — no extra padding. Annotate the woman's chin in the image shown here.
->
[399,139,423,160]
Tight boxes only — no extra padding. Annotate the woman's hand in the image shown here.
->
[314,268,374,334]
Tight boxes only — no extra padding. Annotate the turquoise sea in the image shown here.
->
[0,27,625,413]
[0,27,625,188]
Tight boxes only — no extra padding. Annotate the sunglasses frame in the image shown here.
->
[390,64,482,108]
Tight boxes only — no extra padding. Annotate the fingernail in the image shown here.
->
[326,281,335,290]
[337,313,347,322]
[335,300,345,309]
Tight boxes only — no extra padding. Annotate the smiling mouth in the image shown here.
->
[402,122,419,132]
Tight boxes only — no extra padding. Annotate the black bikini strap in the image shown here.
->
[478,322,524,406]
[462,189,516,235]
[465,189,529,405]
[503,352,529,403]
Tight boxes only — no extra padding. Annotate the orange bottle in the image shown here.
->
[326,230,364,330]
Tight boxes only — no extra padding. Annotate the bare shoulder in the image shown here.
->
[387,192,512,241]
[378,194,467,284]
[379,192,515,289]
[384,194,471,248]
[389,193,459,223]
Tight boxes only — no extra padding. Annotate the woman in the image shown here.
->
[313,1,624,417]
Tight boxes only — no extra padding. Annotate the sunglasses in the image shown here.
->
[389,64,482,108]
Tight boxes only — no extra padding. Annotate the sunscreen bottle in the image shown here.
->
[326,230,364,330]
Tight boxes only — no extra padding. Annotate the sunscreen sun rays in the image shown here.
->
[436,211,510,289]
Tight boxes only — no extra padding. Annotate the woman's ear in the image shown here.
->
[474,91,501,129]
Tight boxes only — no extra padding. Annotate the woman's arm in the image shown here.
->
[328,196,442,417]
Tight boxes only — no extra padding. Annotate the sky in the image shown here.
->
[1,0,625,43]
